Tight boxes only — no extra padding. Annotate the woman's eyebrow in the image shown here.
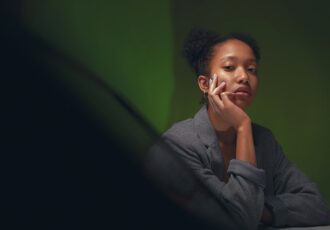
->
[220,56,256,63]
[220,56,237,61]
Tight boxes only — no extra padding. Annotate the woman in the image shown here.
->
[148,28,330,229]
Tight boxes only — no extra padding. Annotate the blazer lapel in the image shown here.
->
[193,105,225,180]
[193,105,218,148]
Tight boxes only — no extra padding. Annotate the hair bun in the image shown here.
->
[182,28,219,74]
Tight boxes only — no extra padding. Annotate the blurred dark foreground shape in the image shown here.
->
[0,3,243,229]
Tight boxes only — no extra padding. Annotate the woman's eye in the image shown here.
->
[223,66,235,71]
[248,67,257,74]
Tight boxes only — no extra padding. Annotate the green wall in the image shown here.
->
[21,0,330,204]
[22,0,174,132]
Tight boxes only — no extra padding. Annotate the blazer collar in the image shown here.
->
[193,105,218,148]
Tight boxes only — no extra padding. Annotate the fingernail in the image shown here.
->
[212,73,217,79]
[209,78,213,84]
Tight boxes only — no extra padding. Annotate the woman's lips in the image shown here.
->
[233,87,251,97]
[234,91,250,97]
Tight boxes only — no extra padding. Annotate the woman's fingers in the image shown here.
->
[208,73,217,92]
[208,74,226,109]
[212,81,226,95]
[207,77,249,129]
[221,92,236,105]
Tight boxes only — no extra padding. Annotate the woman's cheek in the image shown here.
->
[218,77,230,90]
[218,71,231,81]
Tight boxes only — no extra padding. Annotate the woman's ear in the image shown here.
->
[197,75,209,93]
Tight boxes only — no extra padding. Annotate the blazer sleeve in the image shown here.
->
[149,135,266,230]
[265,135,330,227]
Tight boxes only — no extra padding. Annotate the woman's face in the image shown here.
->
[207,39,258,109]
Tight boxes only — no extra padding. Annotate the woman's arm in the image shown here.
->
[265,136,330,227]
[208,75,257,166]
[236,120,257,166]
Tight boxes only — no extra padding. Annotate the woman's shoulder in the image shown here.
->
[161,117,197,143]
[147,117,202,158]
[252,122,271,134]
[252,122,277,143]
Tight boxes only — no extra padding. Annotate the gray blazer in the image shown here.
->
[148,105,330,230]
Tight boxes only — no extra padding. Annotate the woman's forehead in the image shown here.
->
[213,40,256,61]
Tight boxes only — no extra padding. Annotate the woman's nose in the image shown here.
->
[236,68,249,84]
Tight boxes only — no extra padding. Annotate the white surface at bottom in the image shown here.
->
[266,226,330,230]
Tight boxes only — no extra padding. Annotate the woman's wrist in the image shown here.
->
[236,118,252,132]
[235,119,256,165]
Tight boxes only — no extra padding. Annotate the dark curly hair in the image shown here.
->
[182,28,261,77]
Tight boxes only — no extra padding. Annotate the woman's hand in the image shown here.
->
[208,74,251,130]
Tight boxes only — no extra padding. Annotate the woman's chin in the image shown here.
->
[233,99,251,110]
